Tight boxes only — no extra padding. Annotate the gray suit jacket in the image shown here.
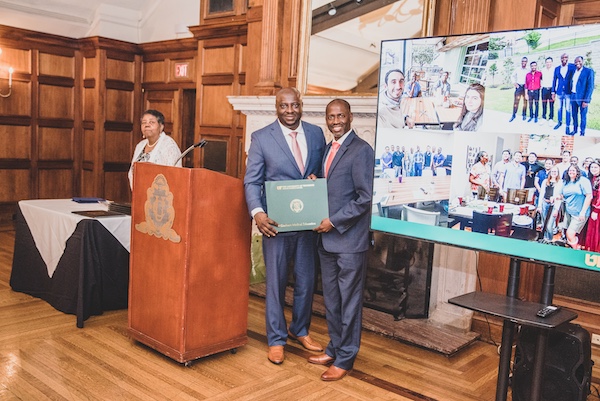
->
[320,130,374,253]
[244,120,325,215]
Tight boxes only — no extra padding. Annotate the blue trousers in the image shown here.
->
[556,93,571,125]
[571,99,589,135]
[318,248,367,370]
[263,231,318,346]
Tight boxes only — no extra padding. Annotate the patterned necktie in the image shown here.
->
[289,131,305,175]
[325,142,340,178]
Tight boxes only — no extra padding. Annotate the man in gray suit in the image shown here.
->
[244,87,326,365]
[308,99,374,381]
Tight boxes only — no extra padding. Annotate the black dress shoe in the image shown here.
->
[509,115,516,122]
[580,132,585,136]
[522,115,527,121]
[527,117,533,122]
[554,122,562,130]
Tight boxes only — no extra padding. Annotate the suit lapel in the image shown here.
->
[326,131,355,179]
[301,121,313,171]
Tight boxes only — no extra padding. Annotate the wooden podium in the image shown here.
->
[128,163,251,364]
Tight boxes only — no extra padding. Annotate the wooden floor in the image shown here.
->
[0,229,596,401]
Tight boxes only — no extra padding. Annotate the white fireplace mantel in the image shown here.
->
[228,95,477,332]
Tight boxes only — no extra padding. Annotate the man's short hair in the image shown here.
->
[384,69,404,85]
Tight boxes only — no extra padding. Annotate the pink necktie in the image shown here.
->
[324,142,340,178]
[289,132,305,175]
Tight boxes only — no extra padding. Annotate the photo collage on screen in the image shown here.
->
[372,23,600,266]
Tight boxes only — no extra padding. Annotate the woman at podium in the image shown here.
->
[128,109,182,189]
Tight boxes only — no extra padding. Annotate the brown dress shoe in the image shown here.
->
[267,345,284,365]
[307,353,334,366]
[288,331,323,352]
[321,365,349,381]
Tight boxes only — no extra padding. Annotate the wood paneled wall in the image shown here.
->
[0,27,80,224]
[80,38,142,203]
[140,38,198,172]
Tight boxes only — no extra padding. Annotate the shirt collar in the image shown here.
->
[277,120,304,136]
[332,130,352,147]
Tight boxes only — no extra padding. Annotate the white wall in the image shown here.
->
[0,0,199,43]
[138,0,199,43]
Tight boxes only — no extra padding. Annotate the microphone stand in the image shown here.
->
[174,139,207,166]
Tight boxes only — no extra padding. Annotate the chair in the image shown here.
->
[506,188,528,205]
[376,202,402,219]
[488,187,500,202]
[472,210,513,237]
[402,205,440,226]
[476,186,500,202]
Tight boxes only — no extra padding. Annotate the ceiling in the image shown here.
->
[0,0,424,92]
[309,0,424,92]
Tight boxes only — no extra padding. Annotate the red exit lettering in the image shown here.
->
[175,63,188,78]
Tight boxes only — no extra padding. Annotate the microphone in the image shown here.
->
[174,139,207,166]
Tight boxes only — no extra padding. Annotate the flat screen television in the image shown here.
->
[371,23,600,271]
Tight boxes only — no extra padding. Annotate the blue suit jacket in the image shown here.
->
[573,66,595,103]
[244,120,325,215]
[320,131,374,253]
[552,63,576,96]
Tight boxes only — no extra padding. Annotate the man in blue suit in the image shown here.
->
[552,53,576,132]
[570,56,595,136]
[307,99,374,381]
[244,87,326,365]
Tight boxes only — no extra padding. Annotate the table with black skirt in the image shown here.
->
[10,199,131,328]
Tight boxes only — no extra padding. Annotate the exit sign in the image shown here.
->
[174,62,189,78]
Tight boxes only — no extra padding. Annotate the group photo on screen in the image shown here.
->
[372,23,600,268]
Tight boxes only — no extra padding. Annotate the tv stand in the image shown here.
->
[449,259,577,401]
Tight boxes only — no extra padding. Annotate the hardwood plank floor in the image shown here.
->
[0,229,598,400]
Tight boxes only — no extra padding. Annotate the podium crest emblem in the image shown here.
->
[135,174,181,243]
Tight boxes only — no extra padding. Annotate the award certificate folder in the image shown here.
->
[265,179,328,232]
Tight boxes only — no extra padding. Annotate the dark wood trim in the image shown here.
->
[0,116,32,126]
[38,75,75,86]
[37,161,74,169]
[103,162,130,172]
[104,121,134,131]
[0,160,30,169]
[37,119,75,128]
[105,80,135,91]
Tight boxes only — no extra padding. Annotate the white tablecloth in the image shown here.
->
[19,199,131,277]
